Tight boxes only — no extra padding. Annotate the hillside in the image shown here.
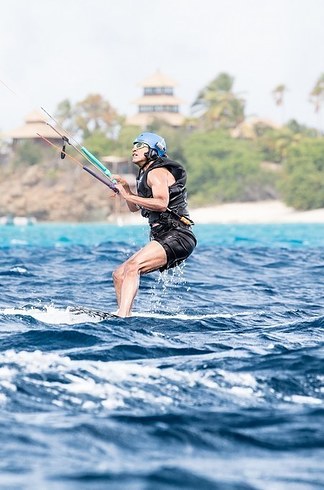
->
[0,161,124,222]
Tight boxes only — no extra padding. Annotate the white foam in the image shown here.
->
[6,349,320,412]
[1,305,103,325]
[10,266,28,273]
[10,239,28,245]
[132,311,249,321]
[219,370,258,388]
[285,394,323,405]
[230,386,255,397]
[0,350,222,412]
[0,305,250,324]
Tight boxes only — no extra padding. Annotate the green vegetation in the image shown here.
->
[2,71,324,211]
[182,130,274,205]
[191,73,245,130]
[280,138,324,209]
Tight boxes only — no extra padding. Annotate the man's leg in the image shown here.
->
[113,240,167,317]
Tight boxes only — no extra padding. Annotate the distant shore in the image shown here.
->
[190,200,324,224]
[115,200,324,226]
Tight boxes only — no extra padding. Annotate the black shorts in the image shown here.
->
[150,223,197,272]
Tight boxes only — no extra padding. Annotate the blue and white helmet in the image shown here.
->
[133,132,167,158]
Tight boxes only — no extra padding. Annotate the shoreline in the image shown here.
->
[113,200,324,226]
[110,201,324,226]
[2,201,324,226]
[190,201,324,225]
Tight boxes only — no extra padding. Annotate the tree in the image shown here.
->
[191,73,245,129]
[55,94,120,141]
[182,130,275,205]
[286,119,317,137]
[257,126,302,164]
[271,84,288,123]
[75,94,120,139]
[280,138,324,209]
[309,74,324,133]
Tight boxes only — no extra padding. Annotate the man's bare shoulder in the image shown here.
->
[147,167,174,186]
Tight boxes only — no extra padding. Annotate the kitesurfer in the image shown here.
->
[112,132,196,317]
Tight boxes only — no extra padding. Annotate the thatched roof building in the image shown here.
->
[127,70,185,128]
[5,110,63,144]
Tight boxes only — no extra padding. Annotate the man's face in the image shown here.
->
[132,142,149,167]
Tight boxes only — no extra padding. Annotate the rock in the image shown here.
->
[0,162,118,222]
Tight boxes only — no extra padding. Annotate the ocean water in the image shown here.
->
[0,222,323,490]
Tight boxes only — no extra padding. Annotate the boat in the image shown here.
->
[0,216,37,226]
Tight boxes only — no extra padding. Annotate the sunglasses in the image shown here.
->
[133,142,149,150]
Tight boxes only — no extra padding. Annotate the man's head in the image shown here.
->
[132,132,167,167]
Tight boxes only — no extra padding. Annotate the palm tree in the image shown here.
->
[271,84,288,123]
[191,73,245,129]
[310,74,324,134]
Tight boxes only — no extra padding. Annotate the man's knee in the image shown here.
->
[112,265,124,283]
[113,259,140,282]
[124,258,141,277]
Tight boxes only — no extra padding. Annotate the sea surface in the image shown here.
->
[0,223,323,490]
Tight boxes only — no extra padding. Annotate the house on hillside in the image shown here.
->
[127,70,185,128]
[5,110,63,150]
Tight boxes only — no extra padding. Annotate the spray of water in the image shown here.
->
[145,264,187,314]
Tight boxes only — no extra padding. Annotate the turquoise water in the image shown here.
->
[1,222,324,247]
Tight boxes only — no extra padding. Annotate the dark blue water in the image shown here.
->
[0,223,323,490]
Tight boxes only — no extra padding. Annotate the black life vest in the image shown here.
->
[136,157,190,225]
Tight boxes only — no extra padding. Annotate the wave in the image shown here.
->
[0,346,322,416]
[0,305,252,325]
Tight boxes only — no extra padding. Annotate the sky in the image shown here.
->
[0,0,323,133]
